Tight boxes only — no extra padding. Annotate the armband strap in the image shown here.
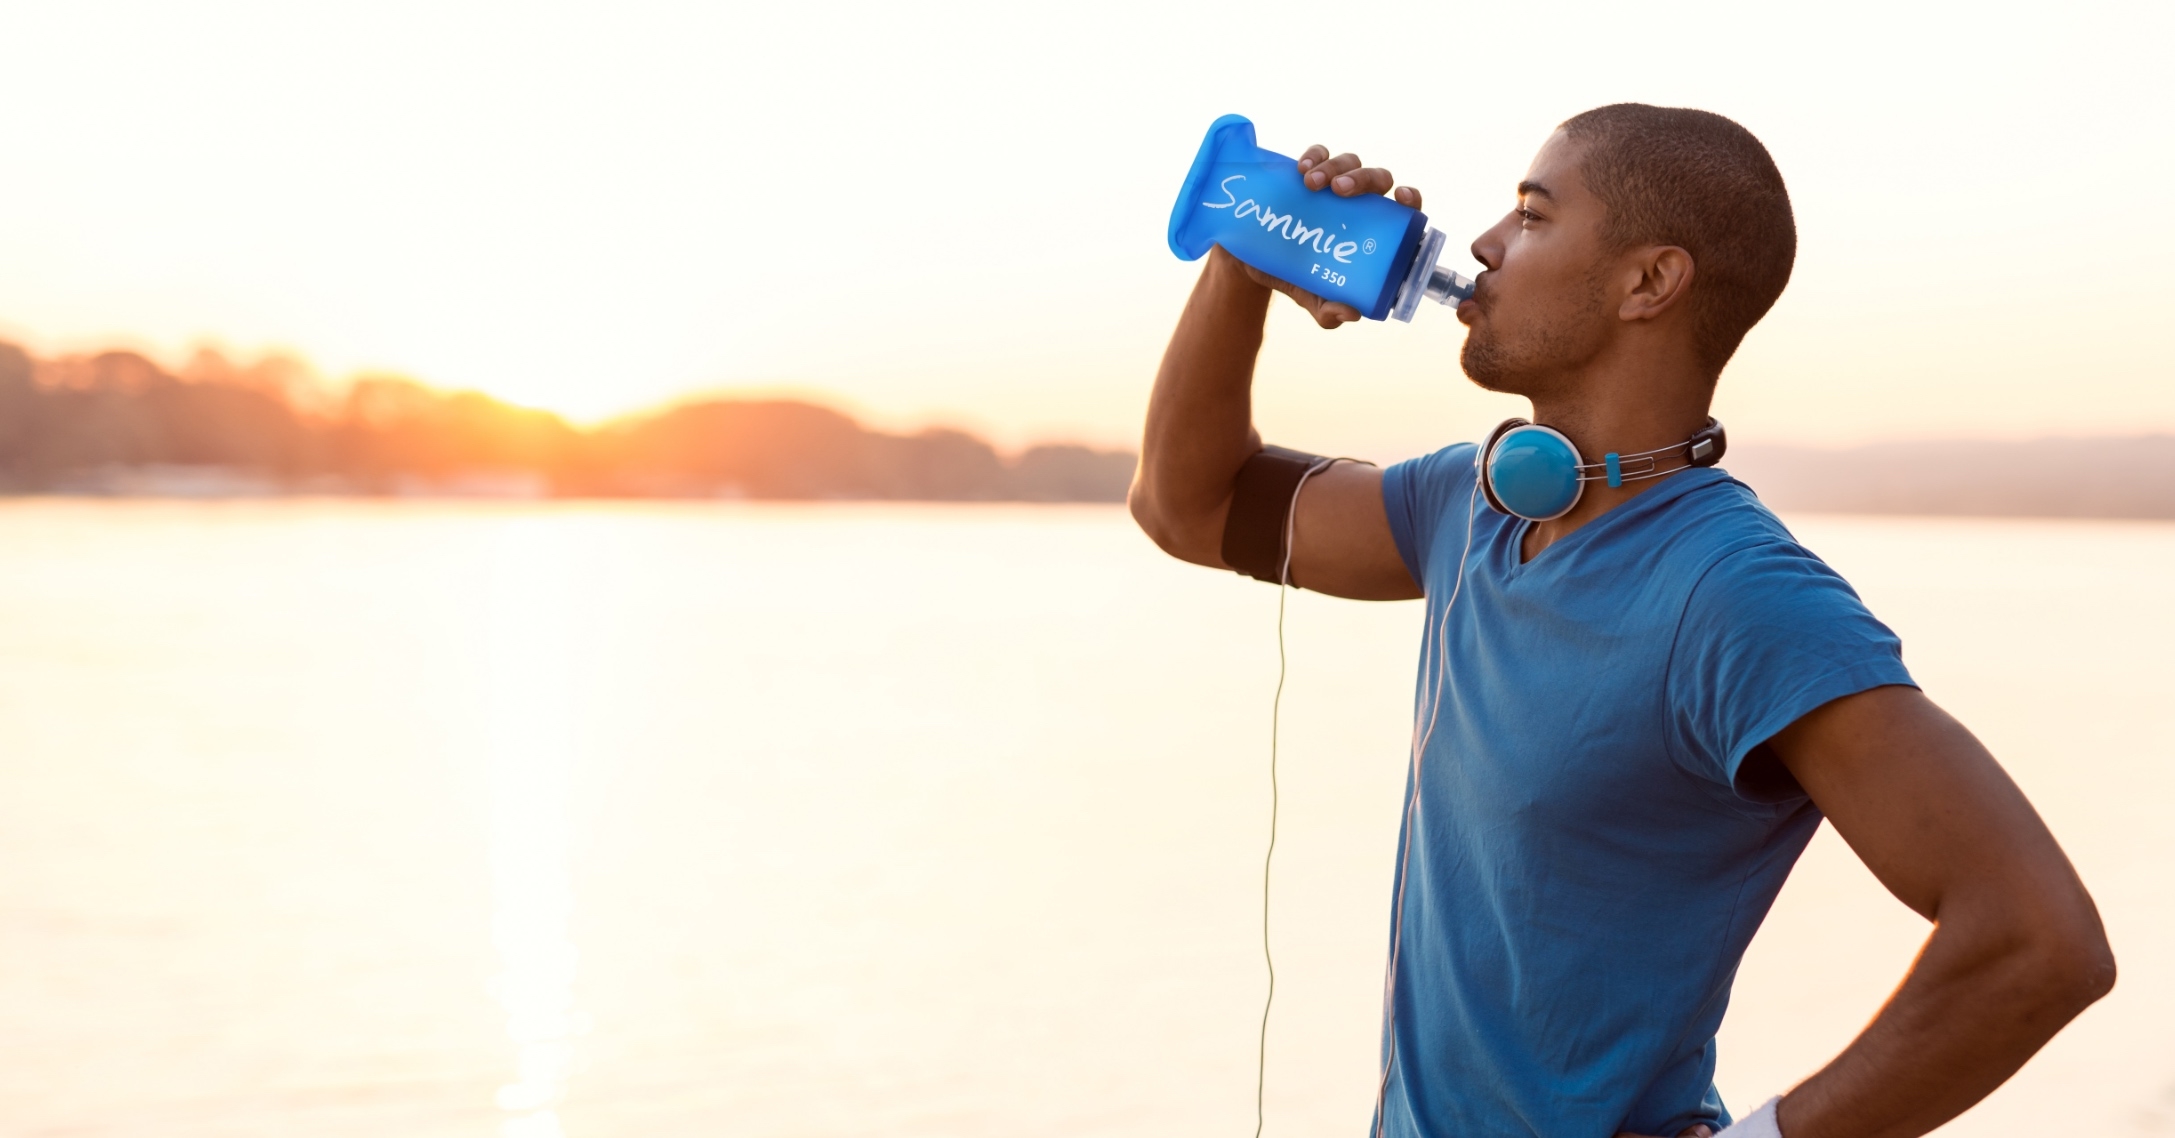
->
[1222,445,1334,584]
[1715,1096,1783,1138]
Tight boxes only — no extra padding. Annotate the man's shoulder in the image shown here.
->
[1661,474,1878,626]
[1654,470,1804,565]
[1388,441,1482,498]
[1380,444,1484,574]
[1626,472,1882,636]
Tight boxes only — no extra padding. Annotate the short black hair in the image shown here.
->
[1558,104,1796,376]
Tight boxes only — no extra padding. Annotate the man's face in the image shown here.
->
[1458,130,1618,397]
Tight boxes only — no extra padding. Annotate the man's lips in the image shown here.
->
[1457,274,1493,324]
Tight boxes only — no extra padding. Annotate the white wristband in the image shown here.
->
[1715,1096,1782,1138]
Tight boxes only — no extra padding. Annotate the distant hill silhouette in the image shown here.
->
[591,400,1134,501]
[1727,437,2175,520]
[0,342,1135,501]
[6,340,2170,516]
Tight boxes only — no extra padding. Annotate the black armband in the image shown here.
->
[1222,445,1334,584]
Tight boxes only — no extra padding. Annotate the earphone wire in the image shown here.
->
[1371,472,1483,1138]
[1256,456,1341,1138]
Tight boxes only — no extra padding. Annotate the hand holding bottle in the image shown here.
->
[1167,115,1473,327]
[1226,144,1423,329]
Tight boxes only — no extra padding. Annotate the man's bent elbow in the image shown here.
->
[1127,479,1185,558]
[2028,915,2117,1019]
[1128,481,1174,553]
[1127,479,1222,567]
[2061,928,2118,1008]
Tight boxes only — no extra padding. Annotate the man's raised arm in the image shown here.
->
[1127,147,1420,602]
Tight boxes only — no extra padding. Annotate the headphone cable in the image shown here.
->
[1256,569,1289,1138]
[1254,458,1341,1138]
[1372,475,1482,1138]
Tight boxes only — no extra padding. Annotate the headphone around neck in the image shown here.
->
[1477,417,1727,522]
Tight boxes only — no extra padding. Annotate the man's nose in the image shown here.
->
[1470,219,1509,272]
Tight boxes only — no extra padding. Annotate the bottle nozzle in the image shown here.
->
[1390,227,1476,323]
[1422,263,1475,307]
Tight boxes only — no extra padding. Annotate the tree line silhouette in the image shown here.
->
[0,342,1136,500]
[6,340,2167,516]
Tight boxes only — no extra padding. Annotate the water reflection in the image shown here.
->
[0,506,2166,1136]
[488,523,582,1138]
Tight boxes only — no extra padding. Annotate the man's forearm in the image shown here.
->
[1129,248,1274,565]
[1774,894,2112,1137]
[1764,688,2116,1138]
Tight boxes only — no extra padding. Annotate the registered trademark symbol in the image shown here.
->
[1361,238,1377,254]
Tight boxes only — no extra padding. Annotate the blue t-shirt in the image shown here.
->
[1374,445,1914,1137]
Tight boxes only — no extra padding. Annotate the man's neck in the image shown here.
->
[1518,378,1714,563]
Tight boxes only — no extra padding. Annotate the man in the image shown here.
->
[1129,104,2114,1137]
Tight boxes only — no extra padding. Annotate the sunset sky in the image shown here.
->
[1,1,2168,458]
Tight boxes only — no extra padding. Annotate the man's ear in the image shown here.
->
[1618,245,1694,322]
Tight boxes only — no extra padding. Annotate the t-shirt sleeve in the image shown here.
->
[1666,541,1917,804]
[1380,442,1480,584]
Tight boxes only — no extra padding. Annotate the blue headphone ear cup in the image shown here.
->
[1486,423,1585,521]
[1477,418,1528,517]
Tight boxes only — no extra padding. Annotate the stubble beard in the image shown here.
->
[1459,313,1587,398]
[1459,321,1517,392]
[1457,272,1612,398]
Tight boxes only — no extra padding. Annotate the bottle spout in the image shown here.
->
[1390,227,1476,323]
[1423,262,1475,307]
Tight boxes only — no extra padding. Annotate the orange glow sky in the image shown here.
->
[1,1,2169,458]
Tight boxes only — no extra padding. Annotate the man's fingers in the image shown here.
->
[1297,151,1404,201]
[1293,144,1410,203]
[1266,277,1325,314]
[1330,166,1397,198]
[1303,150,1364,190]
[1276,280,1359,328]
[1313,301,1360,328]
[1241,262,1359,329]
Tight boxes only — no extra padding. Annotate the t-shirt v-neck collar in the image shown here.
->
[1503,467,1732,578]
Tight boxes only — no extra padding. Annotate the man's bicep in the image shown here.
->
[1767,686,2077,922]
[1287,462,1422,600]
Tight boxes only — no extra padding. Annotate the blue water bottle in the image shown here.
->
[1167,114,1474,322]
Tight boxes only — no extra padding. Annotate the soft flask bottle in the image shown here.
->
[1167,114,1474,322]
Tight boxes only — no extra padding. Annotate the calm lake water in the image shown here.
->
[0,501,2168,1137]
